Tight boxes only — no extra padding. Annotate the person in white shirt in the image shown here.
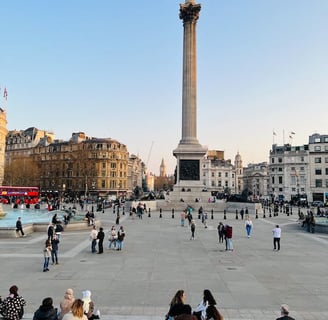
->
[272,225,281,251]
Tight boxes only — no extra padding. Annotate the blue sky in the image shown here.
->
[1,1,327,175]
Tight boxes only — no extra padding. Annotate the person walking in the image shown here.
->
[217,222,224,243]
[15,217,25,237]
[43,239,52,272]
[47,223,54,241]
[190,220,196,240]
[51,235,60,265]
[276,304,295,320]
[272,225,281,251]
[225,225,233,251]
[180,210,186,227]
[89,226,98,253]
[97,227,105,254]
[245,216,253,238]
[117,226,125,251]
[0,285,26,320]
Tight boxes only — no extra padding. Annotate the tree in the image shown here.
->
[4,157,40,186]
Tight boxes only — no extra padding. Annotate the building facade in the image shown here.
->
[201,150,241,194]
[269,143,310,203]
[31,133,131,198]
[5,127,54,165]
[243,162,269,200]
[308,133,328,203]
[0,108,8,185]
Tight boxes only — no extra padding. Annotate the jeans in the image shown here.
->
[51,249,58,263]
[226,238,233,250]
[117,240,123,250]
[43,257,50,270]
[246,225,252,237]
[91,239,97,253]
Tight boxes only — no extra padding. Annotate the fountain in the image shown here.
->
[0,205,95,238]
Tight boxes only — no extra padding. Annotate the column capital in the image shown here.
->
[179,2,201,24]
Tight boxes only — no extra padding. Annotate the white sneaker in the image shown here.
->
[96,310,100,318]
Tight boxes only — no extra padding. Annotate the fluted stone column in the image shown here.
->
[173,0,207,186]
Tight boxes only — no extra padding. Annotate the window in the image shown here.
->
[272,177,275,184]
[271,168,275,172]
[278,167,282,172]
[278,158,282,163]
[102,162,106,169]
[314,146,321,151]
[315,157,321,163]
[326,168,328,175]
[225,172,228,178]
[315,169,322,175]
[211,181,215,187]
[101,180,105,188]
[278,176,283,184]
[218,181,222,187]
[232,174,234,178]
[225,181,228,187]
[211,172,214,177]
[301,157,304,162]
[218,172,221,178]
[325,157,328,163]
[300,167,304,171]
[315,179,322,188]
[326,180,328,188]
[271,158,274,163]
[315,138,320,143]
[279,187,283,192]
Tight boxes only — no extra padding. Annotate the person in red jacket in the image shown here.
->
[225,225,233,251]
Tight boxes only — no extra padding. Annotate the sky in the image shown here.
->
[1,1,327,176]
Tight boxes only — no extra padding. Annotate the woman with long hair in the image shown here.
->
[193,289,217,320]
[205,305,224,320]
[62,299,87,320]
[166,290,191,320]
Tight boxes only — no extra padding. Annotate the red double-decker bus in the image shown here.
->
[0,186,39,204]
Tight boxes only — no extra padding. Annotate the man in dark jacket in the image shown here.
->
[97,227,105,254]
[33,297,58,320]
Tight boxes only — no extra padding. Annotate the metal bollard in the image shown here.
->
[235,209,238,219]
[172,208,174,218]
[256,209,258,219]
[159,208,162,218]
[148,208,151,217]
[211,209,214,220]
[224,210,226,220]
[122,206,125,215]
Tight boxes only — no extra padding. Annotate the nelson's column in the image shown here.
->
[172,0,208,198]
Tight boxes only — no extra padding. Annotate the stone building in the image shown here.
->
[0,108,8,185]
[308,133,328,203]
[201,150,242,194]
[269,143,310,203]
[5,127,54,165]
[243,162,269,200]
[32,132,130,198]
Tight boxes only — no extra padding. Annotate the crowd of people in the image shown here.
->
[0,285,295,320]
[89,225,126,253]
[0,286,101,320]
[165,289,295,320]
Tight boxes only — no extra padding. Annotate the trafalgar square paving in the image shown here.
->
[0,205,327,320]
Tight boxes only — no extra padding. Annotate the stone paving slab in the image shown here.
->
[0,208,328,320]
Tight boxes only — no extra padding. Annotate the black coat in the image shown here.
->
[33,306,58,320]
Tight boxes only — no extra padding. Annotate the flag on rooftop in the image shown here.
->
[3,87,8,100]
